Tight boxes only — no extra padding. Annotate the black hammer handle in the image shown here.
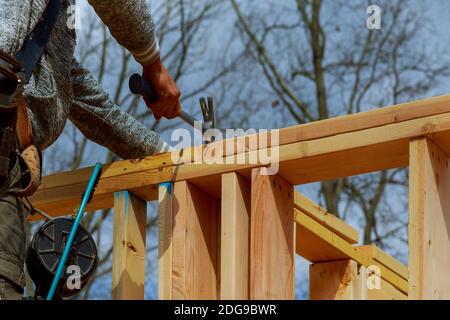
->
[129,73,208,132]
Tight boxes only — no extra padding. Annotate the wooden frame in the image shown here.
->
[159,180,220,299]
[30,94,450,300]
[220,173,251,299]
[310,260,406,300]
[112,191,147,300]
[409,137,450,299]
[250,168,295,299]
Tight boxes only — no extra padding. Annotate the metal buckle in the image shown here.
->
[0,50,25,110]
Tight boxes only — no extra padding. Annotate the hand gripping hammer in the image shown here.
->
[129,74,216,135]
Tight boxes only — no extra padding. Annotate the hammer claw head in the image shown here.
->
[199,96,216,129]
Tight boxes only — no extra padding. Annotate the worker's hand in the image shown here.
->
[142,58,181,120]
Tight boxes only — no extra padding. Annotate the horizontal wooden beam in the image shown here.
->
[358,245,408,281]
[295,209,408,294]
[212,94,450,156]
[309,260,407,300]
[32,95,450,216]
[294,192,359,244]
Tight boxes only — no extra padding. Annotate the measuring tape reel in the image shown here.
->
[26,217,99,299]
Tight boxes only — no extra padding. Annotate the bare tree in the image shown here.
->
[228,0,450,252]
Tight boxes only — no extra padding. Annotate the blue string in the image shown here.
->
[46,163,102,300]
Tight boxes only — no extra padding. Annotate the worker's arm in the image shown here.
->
[88,0,181,120]
[69,57,172,159]
[0,0,46,55]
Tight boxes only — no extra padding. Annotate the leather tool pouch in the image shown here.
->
[0,49,41,197]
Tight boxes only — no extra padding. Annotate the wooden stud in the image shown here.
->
[250,168,295,299]
[310,260,407,300]
[112,191,147,300]
[172,181,220,299]
[310,260,364,300]
[409,137,450,299]
[295,209,408,294]
[220,172,251,299]
[158,182,174,300]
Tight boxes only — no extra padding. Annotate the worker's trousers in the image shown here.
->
[0,157,26,300]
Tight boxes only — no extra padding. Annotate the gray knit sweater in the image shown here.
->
[0,0,168,159]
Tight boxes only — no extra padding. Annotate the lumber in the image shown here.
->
[358,245,408,281]
[158,182,174,300]
[171,181,220,299]
[201,94,450,156]
[409,137,450,299]
[277,94,450,147]
[294,192,359,244]
[220,173,251,299]
[310,260,362,300]
[112,191,147,300]
[32,109,450,216]
[310,260,406,300]
[250,168,295,299]
[295,209,408,293]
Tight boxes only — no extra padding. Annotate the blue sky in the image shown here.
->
[424,0,450,93]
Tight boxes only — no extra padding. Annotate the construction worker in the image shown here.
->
[0,1,181,299]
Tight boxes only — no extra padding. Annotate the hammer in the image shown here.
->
[129,74,216,134]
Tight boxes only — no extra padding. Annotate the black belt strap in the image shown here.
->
[16,0,62,83]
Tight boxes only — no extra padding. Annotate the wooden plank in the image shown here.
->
[358,245,408,281]
[220,173,251,299]
[201,94,450,157]
[172,181,220,299]
[277,94,450,147]
[296,218,349,262]
[294,192,359,244]
[409,138,450,299]
[310,260,364,300]
[359,264,407,300]
[366,278,408,300]
[33,104,450,216]
[250,168,295,299]
[310,260,407,300]
[112,191,147,300]
[295,210,408,293]
[174,111,450,183]
[158,182,174,300]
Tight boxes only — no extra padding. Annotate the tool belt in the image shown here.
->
[0,0,61,197]
[0,49,41,197]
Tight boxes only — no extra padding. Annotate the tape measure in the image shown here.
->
[26,217,98,299]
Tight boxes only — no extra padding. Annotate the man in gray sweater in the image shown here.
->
[0,0,181,299]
